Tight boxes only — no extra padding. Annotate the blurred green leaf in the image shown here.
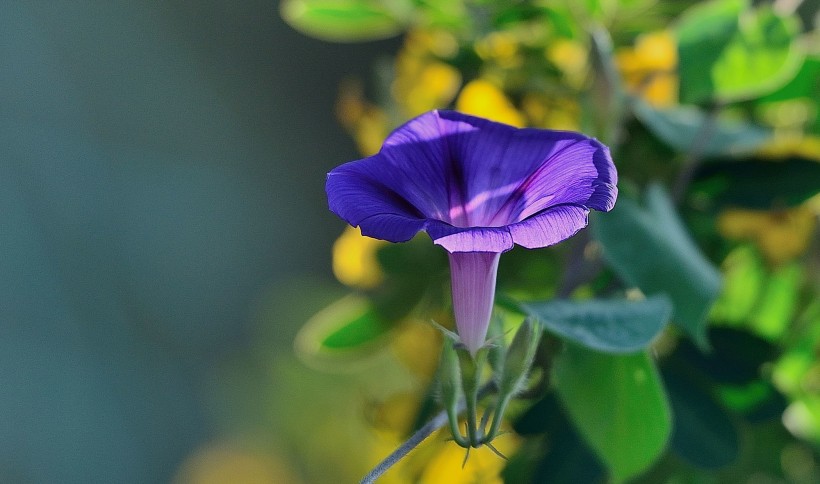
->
[519,295,672,353]
[762,56,820,103]
[555,346,671,482]
[719,380,787,423]
[295,295,394,368]
[280,0,410,42]
[663,363,740,469]
[414,0,467,30]
[750,262,802,340]
[674,327,777,386]
[632,100,770,156]
[677,0,803,103]
[711,245,765,324]
[592,184,722,347]
[508,394,607,483]
[692,157,820,209]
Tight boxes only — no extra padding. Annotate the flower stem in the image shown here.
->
[483,393,512,444]
[360,382,496,484]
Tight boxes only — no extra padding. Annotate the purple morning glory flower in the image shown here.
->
[327,110,617,355]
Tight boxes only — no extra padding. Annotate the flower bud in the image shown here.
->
[500,318,542,395]
[438,338,462,411]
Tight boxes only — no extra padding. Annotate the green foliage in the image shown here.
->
[664,362,740,469]
[295,295,395,367]
[632,100,771,156]
[693,157,820,210]
[280,0,411,42]
[593,184,722,347]
[677,0,803,103]
[555,345,672,481]
[519,295,672,353]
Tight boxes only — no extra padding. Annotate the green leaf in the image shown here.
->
[280,0,409,42]
[710,245,765,324]
[508,395,607,483]
[761,55,820,103]
[674,327,777,386]
[750,261,802,339]
[519,295,672,353]
[663,363,740,469]
[294,295,394,368]
[677,0,803,103]
[692,157,820,209]
[632,100,771,156]
[555,346,672,482]
[592,185,722,347]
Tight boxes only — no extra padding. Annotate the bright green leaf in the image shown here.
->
[555,346,671,482]
[280,0,409,42]
[592,184,722,347]
[677,0,803,103]
[294,295,394,369]
[519,295,672,353]
[761,55,820,103]
[750,261,802,339]
[711,245,765,324]
[632,100,771,156]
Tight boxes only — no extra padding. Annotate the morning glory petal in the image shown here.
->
[327,110,617,251]
[326,156,427,242]
[433,111,617,226]
[509,204,590,249]
[426,221,515,253]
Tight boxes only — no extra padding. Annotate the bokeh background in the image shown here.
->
[1,2,396,482]
[3,1,820,483]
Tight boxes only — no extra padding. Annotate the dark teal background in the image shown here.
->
[0,2,395,482]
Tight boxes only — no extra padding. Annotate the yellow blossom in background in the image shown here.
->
[392,30,462,117]
[418,433,520,483]
[616,30,678,106]
[475,31,522,69]
[391,320,442,378]
[336,80,390,156]
[546,39,588,89]
[756,134,820,160]
[367,429,520,483]
[332,225,386,288]
[367,391,425,438]
[456,79,526,127]
[173,441,301,484]
[398,62,462,116]
[718,204,817,265]
[521,93,581,131]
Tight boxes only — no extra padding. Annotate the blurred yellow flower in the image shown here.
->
[173,441,301,484]
[332,226,386,288]
[398,62,462,116]
[521,93,581,131]
[718,204,817,265]
[456,79,526,127]
[756,134,820,160]
[391,321,442,378]
[475,31,523,69]
[418,433,520,483]
[403,29,459,59]
[392,30,462,117]
[616,31,678,106]
[336,80,390,156]
[546,39,588,89]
